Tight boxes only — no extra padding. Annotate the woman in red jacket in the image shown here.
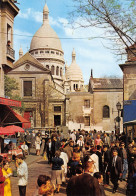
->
[0,156,5,196]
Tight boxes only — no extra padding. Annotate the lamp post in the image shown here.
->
[116,102,121,136]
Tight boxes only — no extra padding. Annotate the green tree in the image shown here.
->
[70,0,136,57]
[4,75,25,112]
[4,75,19,98]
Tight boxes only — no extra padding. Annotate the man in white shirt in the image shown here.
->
[21,141,28,158]
[77,135,84,150]
[16,154,28,196]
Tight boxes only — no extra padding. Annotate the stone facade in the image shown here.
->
[120,45,136,101]
[0,0,19,97]
[6,3,124,132]
[7,52,66,128]
[66,77,123,132]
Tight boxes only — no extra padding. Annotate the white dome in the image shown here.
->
[66,49,84,81]
[30,24,62,51]
[30,4,63,52]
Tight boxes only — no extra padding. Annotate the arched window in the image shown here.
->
[73,84,75,90]
[51,65,54,75]
[103,105,110,118]
[56,66,59,76]
[76,84,78,89]
[46,65,49,69]
[60,68,62,77]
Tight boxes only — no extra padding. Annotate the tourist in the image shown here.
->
[107,149,122,193]
[51,150,64,193]
[35,133,41,156]
[102,133,110,147]
[16,154,28,196]
[77,135,84,150]
[46,138,52,164]
[90,148,99,174]
[59,148,68,183]
[25,131,32,155]
[2,160,12,196]
[94,172,106,196]
[4,141,13,153]
[66,157,101,196]
[96,145,103,173]
[126,159,136,196]
[103,145,110,186]
[94,135,102,147]
[33,175,54,196]
[120,142,128,181]
[21,141,28,158]
[0,156,5,196]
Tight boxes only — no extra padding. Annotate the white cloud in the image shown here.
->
[18,8,61,27]
[18,8,31,19]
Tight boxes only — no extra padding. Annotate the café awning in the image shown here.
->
[0,104,31,128]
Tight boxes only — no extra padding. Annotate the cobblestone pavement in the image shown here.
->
[10,152,127,196]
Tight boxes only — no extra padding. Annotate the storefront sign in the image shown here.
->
[0,97,21,107]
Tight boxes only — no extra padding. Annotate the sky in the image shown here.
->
[13,0,124,84]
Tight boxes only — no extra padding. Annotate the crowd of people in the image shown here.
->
[0,129,136,196]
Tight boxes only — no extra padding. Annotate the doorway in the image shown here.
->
[54,115,61,126]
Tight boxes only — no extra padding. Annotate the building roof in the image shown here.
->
[30,3,63,52]
[13,52,49,72]
[91,78,123,89]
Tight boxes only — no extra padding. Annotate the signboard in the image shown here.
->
[0,97,21,107]
[123,100,136,123]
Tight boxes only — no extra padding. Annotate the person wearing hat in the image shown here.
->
[16,154,28,196]
[107,149,122,193]
[0,156,5,196]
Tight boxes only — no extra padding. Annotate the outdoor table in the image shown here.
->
[8,149,23,156]
[0,153,8,158]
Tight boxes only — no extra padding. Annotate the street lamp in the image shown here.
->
[116,102,121,136]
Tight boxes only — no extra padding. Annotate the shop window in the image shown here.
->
[23,81,32,96]
[103,105,110,118]
[84,100,90,108]
[84,116,90,126]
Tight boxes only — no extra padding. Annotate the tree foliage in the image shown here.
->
[4,75,25,112]
[70,0,136,57]
[4,75,19,98]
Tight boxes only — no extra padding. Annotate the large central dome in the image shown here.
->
[30,4,62,52]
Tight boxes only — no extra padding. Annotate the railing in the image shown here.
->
[7,45,15,59]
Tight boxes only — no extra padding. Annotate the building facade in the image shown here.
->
[0,0,19,97]
[7,3,123,132]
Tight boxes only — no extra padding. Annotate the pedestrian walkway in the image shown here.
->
[10,152,126,196]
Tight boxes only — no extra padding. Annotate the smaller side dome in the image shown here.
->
[66,49,84,81]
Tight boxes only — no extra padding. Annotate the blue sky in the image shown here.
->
[14,0,123,84]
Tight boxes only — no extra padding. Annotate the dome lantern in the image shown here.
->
[72,48,76,62]
[43,3,49,24]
